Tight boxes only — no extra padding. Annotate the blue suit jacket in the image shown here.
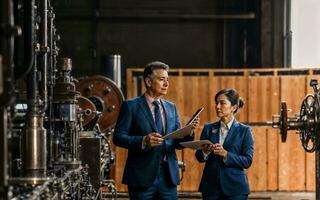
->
[113,95,194,187]
[195,120,254,196]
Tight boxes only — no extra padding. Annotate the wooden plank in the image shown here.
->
[247,126,268,191]
[266,127,279,190]
[180,76,210,191]
[140,76,146,96]
[248,76,280,122]
[126,69,134,98]
[208,77,218,122]
[114,147,128,192]
[278,76,306,191]
[306,152,315,191]
[180,148,204,192]
[166,73,185,123]
[166,74,185,191]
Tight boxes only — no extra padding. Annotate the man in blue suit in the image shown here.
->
[113,61,199,200]
[195,88,254,200]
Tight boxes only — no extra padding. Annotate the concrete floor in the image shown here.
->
[250,192,315,200]
[102,192,315,200]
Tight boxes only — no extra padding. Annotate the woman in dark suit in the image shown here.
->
[195,88,254,200]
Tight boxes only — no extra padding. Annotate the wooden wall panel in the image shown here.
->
[180,76,210,191]
[114,147,128,191]
[166,75,185,191]
[247,126,268,191]
[267,128,279,190]
[165,75,185,121]
[248,76,280,122]
[279,76,306,191]
[306,152,315,191]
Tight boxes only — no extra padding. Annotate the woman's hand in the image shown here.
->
[213,144,228,158]
[202,144,213,154]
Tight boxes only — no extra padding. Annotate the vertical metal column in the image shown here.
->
[102,54,121,88]
[0,56,4,192]
[39,0,48,109]
[283,0,292,68]
[0,107,8,198]
[0,57,3,192]
[22,104,47,179]
[0,0,20,194]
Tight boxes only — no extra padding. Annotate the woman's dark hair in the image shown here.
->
[143,61,169,81]
[214,88,244,114]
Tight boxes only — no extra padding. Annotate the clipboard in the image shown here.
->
[162,124,193,140]
[162,107,204,140]
[180,140,213,150]
[185,107,204,125]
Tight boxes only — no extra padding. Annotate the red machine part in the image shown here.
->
[76,76,124,132]
[77,95,96,126]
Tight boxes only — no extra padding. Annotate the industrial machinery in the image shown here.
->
[0,0,123,199]
[272,79,320,199]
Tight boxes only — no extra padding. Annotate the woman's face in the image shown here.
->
[215,94,237,120]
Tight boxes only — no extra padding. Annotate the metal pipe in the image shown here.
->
[39,0,48,112]
[25,0,37,102]
[102,55,121,88]
[0,109,8,195]
[47,3,57,166]
[26,61,37,102]
[283,0,292,68]
[22,104,47,178]
[0,0,20,107]
[0,0,19,194]
[0,55,2,96]
[22,0,48,181]
[14,0,35,79]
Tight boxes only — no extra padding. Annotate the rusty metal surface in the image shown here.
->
[76,76,124,132]
[77,95,96,126]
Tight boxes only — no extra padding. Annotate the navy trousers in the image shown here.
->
[128,162,177,200]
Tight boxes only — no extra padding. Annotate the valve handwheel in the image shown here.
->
[299,94,319,152]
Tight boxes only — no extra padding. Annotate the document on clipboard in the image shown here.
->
[185,107,204,126]
[180,140,213,150]
[162,124,193,140]
[162,107,204,140]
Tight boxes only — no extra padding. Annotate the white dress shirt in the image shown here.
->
[219,118,234,145]
[202,118,234,160]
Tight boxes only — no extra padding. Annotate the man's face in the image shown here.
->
[146,69,169,98]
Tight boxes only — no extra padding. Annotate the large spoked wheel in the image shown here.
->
[299,94,319,152]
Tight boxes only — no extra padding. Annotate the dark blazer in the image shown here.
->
[195,120,254,196]
[113,95,194,187]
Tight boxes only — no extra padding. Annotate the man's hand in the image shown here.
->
[191,117,200,130]
[143,132,164,148]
